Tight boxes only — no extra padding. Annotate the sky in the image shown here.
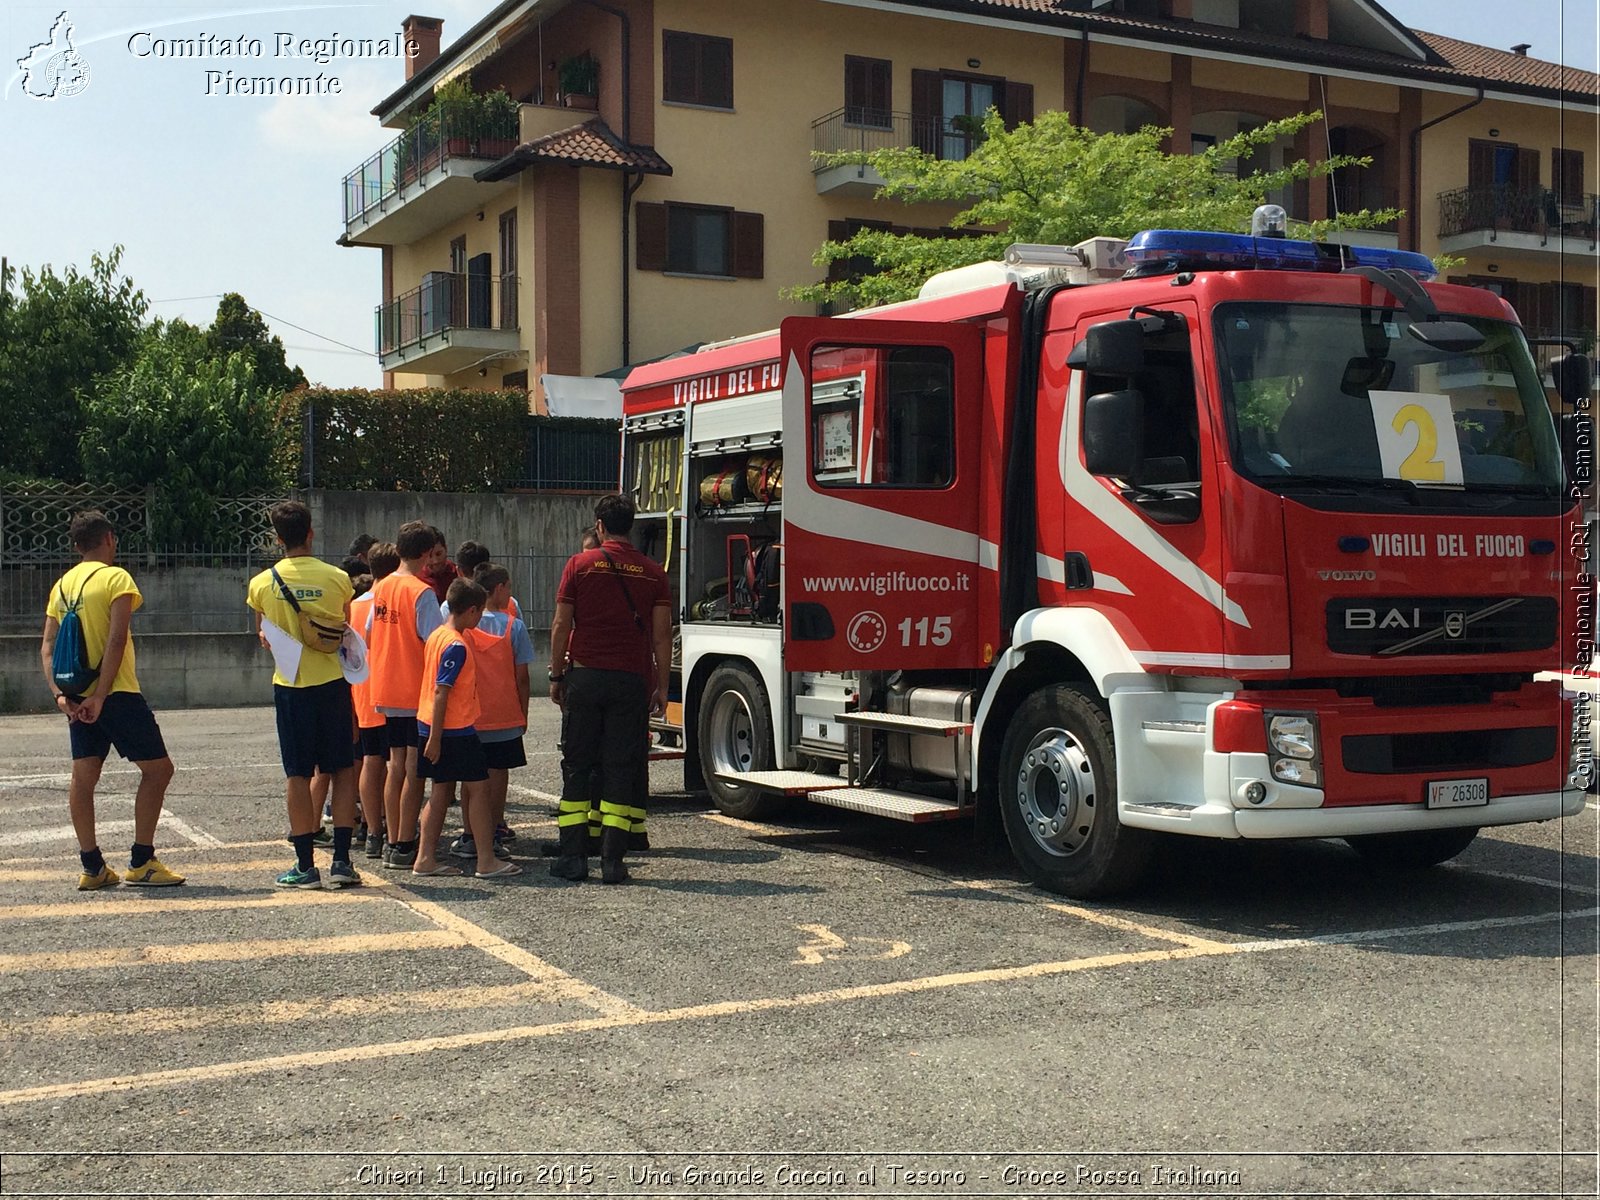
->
[1,0,1596,390]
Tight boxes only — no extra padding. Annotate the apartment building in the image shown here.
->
[338,0,1599,409]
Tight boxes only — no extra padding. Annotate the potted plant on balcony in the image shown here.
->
[558,54,599,110]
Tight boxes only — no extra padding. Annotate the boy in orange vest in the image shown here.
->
[352,542,400,858]
[461,564,533,858]
[366,521,443,870]
[414,578,519,879]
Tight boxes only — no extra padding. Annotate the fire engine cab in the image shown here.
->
[620,207,1594,897]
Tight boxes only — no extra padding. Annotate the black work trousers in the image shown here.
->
[558,667,649,843]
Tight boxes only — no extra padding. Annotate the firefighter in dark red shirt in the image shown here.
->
[547,494,671,884]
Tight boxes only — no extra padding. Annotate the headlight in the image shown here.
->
[1268,714,1318,760]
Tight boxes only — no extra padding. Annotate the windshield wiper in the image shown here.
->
[1273,473,1423,498]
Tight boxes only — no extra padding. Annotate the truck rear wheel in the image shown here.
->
[996,685,1153,898]
[1344,826,1479,869]
[698,663,781,820]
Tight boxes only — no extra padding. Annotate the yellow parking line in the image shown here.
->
[5,980,579,1040]
[373,884,643,1018]
[0,941,1229,1107]
[0,859,290,883]
[0,930,465,974]
[1040,901,1237,951]
[0,891,384,921]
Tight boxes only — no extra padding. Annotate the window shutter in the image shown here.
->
[1553,148,1585,206]
[1515,147,1540,193]
[911,69,941,154]
[636,202,668,271]
[1467,140,1495,190]
[827,219,851,282]
[1002,81,1034,129]
[731,211,764,279]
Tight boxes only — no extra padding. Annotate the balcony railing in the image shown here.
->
[812,107,987,165]
[1329,184,1400,231]
[1438,186,1600,242]
[376,272,518,356]
[344,105,521,225]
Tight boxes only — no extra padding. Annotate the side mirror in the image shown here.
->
[1552,353,1595,407]
[1084,389,1145,479]
[1067,320,1148,373]
[1561,412,1594,493]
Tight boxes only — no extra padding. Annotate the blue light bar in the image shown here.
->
[1123,230,1438,281]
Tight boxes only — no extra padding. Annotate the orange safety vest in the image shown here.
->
[351,592,382,729]
[369,572,432,711]
[467,618,522,733]
[418,625,480,731]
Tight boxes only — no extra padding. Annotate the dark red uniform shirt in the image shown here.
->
[557,539,669,680]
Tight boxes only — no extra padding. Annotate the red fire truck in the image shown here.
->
[620,210,1594,896]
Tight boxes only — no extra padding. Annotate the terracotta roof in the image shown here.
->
[1415,30,1600,98]
[476,118,672,182]
[887,0,1598,104]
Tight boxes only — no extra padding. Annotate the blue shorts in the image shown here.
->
[357,725,388,759]
[385,714,419,751]
[67,692,168,763]
[274,679,356,779]
[417,732,488,783]
[480,734,526,771]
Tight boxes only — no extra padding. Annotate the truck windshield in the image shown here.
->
[1215,303,1564,496]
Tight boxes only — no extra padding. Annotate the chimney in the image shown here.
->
[403,15,444,80]
[1511,43,1531,56]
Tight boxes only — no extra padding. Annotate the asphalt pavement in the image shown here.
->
[0,703,1594,1199]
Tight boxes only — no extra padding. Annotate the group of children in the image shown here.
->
[247,504,536,888]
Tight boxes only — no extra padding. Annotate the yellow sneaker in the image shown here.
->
[78,865,121,891]
[123,857,185,887]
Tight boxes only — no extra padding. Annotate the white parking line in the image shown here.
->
[508,782,562,805]
[0,808,222,849]
[1230,907,1600,953]
[1453,865,1600,896]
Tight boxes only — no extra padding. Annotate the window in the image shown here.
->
[636,202,764,278]
[811,345,955,489]
[663,30,733,108]
[845,56,891,128]
[498,209,518,329]
[1468,139,1539,191]
[910,69,1032,159]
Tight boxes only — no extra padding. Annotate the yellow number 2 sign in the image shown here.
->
[1369,391,1464,485]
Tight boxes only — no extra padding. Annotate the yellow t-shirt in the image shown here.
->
[247,556,354,688]
[45,562,143,696]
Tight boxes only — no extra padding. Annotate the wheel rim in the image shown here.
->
[1014,725,1097,858]
[707,689,756,782]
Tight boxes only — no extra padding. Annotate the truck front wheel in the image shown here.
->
[1344,826,1479,869]
[996,685,1154,897]
[698,663,781,820]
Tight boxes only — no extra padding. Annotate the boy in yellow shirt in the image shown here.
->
[247,501,358,889]
[40,511,184,891]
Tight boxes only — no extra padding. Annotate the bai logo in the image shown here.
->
[17,11,90,100]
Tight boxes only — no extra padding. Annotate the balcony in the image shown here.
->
[342,104,525,246]
[811,108,972,194]
[1437,186,1600,261]
[376,272,521,375]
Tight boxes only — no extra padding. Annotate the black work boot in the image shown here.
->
[548,824,589,881]
[627,829,650,853]
[600,826,630,885]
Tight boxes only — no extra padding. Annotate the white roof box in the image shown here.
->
[918,236,1130,300]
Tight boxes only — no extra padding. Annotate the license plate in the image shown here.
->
[1426,777,1489,808]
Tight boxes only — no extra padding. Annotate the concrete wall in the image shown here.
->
[306,488,604,566]
[1,633,273,715]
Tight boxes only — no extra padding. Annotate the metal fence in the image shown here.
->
[0,487,283,567]
[517,421,620,492]
[1438,186,1600,243]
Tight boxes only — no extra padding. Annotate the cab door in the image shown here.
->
[780,316,985,672]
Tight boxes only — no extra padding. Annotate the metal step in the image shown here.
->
[648,749,686,762]
[835,712,972,737]
[715,769,846,795]
[808,787,965,823]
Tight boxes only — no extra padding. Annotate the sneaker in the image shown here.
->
[311,826,333,847]
[382,843,417,871]
[78,865,121,891]
[494,822,517,844]
[124,857,185,887]
[324,861,362,889]
[275,864,322,889]
[449,834,477,859]
[365,834,385,859]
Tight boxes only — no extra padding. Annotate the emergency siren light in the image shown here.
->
[1122,228,1438,281]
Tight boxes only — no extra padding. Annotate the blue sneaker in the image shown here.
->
[449,834,476,859]
[324,860,362,889]
[275,864,322,889]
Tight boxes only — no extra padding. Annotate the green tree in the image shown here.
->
[791,110,1401,310]
[203,293,308,396]
[0,248,147,481]
[79,335,290,542]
